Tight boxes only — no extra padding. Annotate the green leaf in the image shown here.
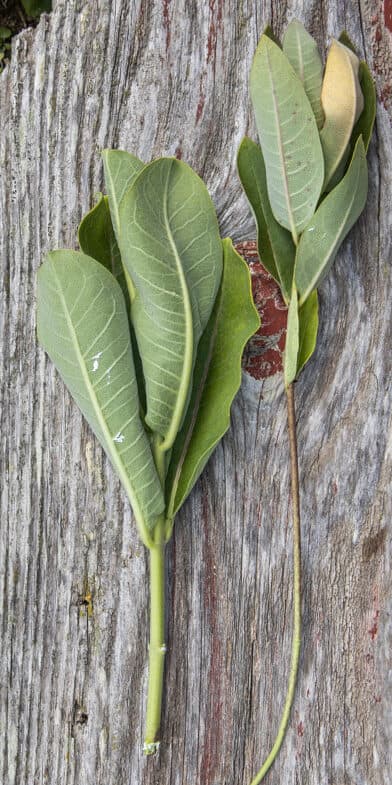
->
[237,137,295,302]
[78,194,127,297]
[250,34,324,244]
[0,27,12,40]
[351,62,376,154]
[284,284,299,388]
[296,290,318,377]
[37,250,164,540]
[78,194,147,415]
[21,0,51,17]
[263,24,281,47]
[102,149,144,242]
[338,30,357,53]
[295,136,368,304]
[118,158,223,450]
[283,20,324,129]
[166,238,260,519]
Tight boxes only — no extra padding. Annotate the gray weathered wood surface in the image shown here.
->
[0,1,391,784]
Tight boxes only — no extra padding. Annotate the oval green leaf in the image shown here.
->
[37,250,164,540]
[237,137,295,302]
[295,136,368,304]
[250,34,324,243]
[165,238,260,520]
[118,158,223,450]
[283,20,324,129]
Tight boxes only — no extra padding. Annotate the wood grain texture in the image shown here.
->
[0,2,391,784]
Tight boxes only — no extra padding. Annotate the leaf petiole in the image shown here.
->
[144,536,166,754]
[143,435,168,753]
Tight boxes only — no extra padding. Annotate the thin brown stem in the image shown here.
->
[286,383,301,628]
[249,382,302,784]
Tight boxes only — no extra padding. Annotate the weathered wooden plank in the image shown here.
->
[0,2,391,784]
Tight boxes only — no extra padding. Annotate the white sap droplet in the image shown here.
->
[91,351,103,372]
[113,432,125,443]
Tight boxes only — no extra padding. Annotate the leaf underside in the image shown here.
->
[237,137,295,302]
[37,251,164,535]
[284,286,318,385]
[284,284,300,387]
[118,157,223,447]
[78,193,147,415]
[297,289,319,377]
[166,238,260,519]
[295,136,368,304]
[102,149,145,241]
[283,20,324,129]
[250,34,324,241]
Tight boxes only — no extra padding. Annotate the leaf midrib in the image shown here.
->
[168,300,220,518]
[104,159,137,300]
[160,161,194,451]
[51,261,152,538]
[294,26,305,82]
[266,45,298,245]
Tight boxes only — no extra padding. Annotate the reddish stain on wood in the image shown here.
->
[236,241,287,380]
[368,610,380,640]
[297,720,304,737]
[384,0,392,33]
[207,0,223,63]
[196,90,205,123]
[380,84,392,106]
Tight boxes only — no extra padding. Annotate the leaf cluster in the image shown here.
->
[37,153,260,546]
[238,22,376,388]
[21,0,52,18]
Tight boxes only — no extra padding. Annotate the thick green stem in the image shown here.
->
[144,435,167,755]
[249,382,302,784]
[144,537,166,754]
